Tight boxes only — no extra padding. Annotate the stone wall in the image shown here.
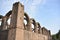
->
[0,2,52,40]
[0,30,8,40]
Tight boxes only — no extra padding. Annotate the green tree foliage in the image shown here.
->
[0,15,3,19]
[52,30,60,40]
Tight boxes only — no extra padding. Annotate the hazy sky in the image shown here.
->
[0,0,60,34]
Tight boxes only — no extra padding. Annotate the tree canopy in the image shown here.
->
[52,30,60,40]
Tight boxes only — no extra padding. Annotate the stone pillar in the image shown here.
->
[34,22,38,33]
[26,19,32,31]
[36,22,42,34]
[29,19,32,31]
[10,2,24,29]
[40,28,42,34]
[1,16,7,30]
[8,2,24,40]
[35,23,39,33]
[46,30,52,40]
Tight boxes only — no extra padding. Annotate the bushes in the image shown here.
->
[52,30,60,40]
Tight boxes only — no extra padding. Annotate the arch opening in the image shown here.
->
[37,23,41,33]
[24,13,30,30]
[30,18,36,32]
[24,16,28,26]
[0,19,2,26]
[31,24,34,32]
[6,15,11,29]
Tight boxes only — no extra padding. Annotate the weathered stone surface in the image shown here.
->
[0,30,8,40]
[0,2,52,40]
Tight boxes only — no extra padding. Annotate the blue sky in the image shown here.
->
[0,0,60,34]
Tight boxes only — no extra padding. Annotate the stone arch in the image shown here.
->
[30,18,37,33]
[42,27,48,35]
[36,22,41,28]
[6,10,12,29]
[24,12,30,25]
[5,10,12,28]
[0,15,3,28]
[1,10,12,30]
[36,22,41,33]
[24,13,31,31]
[5,10,12,18]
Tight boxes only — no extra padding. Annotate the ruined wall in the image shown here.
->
[0,2,52,40]
[0,30,8,40]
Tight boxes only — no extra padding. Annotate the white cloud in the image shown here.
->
[28,0,46,16]
[32,0,42,6]
[30,6,36,13]
[12,0,20,3]
[19,0,29,5]
[24,0,29,4]
[29,0,43,14]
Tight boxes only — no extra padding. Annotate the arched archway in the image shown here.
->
[5,10,12,29]
[1,10,12,30]
[36,22,41,33]
[30,18,37,33]
[24,13,31,31]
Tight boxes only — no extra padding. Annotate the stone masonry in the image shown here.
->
[0,2,52,40]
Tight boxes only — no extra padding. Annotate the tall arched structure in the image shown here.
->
[5,10,12,29]
[1,10,12,30]
[30,18,37,33]
[36,22,41,33]
[24,13,31,31]
[5,10,12,21]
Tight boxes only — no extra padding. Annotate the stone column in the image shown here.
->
[10,2,24,29]
[8,2,24,40]
[34,22,38,33]
[35,23,39,33]
[27,18,32,31]
[29,19,32,31]
[1,16,7,30]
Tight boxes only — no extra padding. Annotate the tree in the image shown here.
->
[52,30,60,40]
